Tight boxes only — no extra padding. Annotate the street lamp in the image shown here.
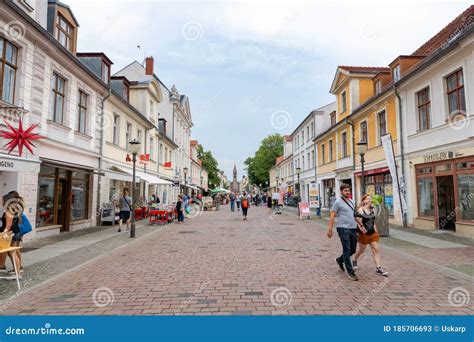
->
[129,138,141,238]
[183,167,188,195]
[356,141,368,196]
[296,166,301,201]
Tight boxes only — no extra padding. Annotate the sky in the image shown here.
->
[69,0,471,180]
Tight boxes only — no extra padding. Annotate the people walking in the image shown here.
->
[230,192,236,212]
[0,191,25,279]
[241,191,250,220]
[118,190,132,232]
[352,194,389,276]
[267,192,272,213]
[327,184,359,281]
[236,193,241,211]
[176,195,184,223]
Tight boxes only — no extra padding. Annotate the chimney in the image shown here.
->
[145,56,154,75]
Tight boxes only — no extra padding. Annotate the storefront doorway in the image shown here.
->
[436,175,455,230]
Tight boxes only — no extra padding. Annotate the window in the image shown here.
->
[113,114,120,145]
[446,69,465,115]
[71,171,89,221]
[360,121,368,144]
[416,87,431,131]
[458,174,474,220]
[77,90,88,133]
[36,166,56,227]
[341,132,348,158]
[302,156,305,170]
[311,122,314,137]
[137,129,142,153]
[341,91,347,112]
[392,65,401,82]
[301,131,304,145]
[417,177,434,217]
[311,150,315,169]
[330,111,336,126]
[0,38,18,103]
[321,144,325,164]
[150,100,154,118]
[125,122,131,149]
[329,140,333,162]
[159,143,163,163]
[377,110,387,145]
[56,14,73,51]
[51,73,66,124]
[375,80,382,95]
[100,61,109,83]
[150,137,154,160]
[307,152,310,169]
[164,147,168,164]
[306,126,309,141]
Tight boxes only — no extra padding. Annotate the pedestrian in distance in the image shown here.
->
[241,191,250,221]
[118,190,132,232]
[230,192,236,212]
[352,194,389,276]
[236,193,241,211]
[176,195,184,224]
[267,192,272,213]
[327,184,359,281]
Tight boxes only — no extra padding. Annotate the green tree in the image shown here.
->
[244,134,284,186]
[197,144,221,189]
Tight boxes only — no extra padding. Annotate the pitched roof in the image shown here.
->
[338,66,390,74]
[412,5,474,56]
[275,156,284,166]
[190,140,198,146]
[284,135,292,142]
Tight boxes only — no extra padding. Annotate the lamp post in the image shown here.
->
[129,139,141,238]
[356,141,368,196]
[296,167,301,201]
[183,167,188,195]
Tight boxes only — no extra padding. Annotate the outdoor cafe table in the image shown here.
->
[0,246,22,291]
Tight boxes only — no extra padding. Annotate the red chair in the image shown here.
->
[149,210,168,225]
[134,208,143,220]
[141,206,148,218]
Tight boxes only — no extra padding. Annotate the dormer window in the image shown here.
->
[341,91,347,113]
[101,61,109,84]
[56,14,73,51]
[375,80,382,95]
[330,111,336,126]
[392,65,401,82]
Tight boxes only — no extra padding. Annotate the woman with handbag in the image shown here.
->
[0,191,25,279]
[352,194,388,276]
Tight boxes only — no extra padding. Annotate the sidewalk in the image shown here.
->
[0,219,168,303]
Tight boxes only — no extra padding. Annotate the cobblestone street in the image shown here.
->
[1,206,473,316]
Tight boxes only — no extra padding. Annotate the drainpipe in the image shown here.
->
[345,118,357,204]
[96,87,111,226]
[395,85,408,228]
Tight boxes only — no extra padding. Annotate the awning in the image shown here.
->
[186,184,200,191]
[136,171,173,185]
[354,166,389,176]
[104,166,140,182]
[0,154,41,173]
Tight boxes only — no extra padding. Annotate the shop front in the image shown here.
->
[321,178,335,209]
[0,154,40,235]
[36,162,93,232]
[413,155,474,237]
[355,167,394,216]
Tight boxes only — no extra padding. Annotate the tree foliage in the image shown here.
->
[197,144,221,189]
[244,134,284,186]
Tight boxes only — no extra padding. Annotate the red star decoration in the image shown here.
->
[0,118,42,157]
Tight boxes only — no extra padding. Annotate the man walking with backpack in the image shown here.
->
[240,191,250,220]
[327,184,359,281]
